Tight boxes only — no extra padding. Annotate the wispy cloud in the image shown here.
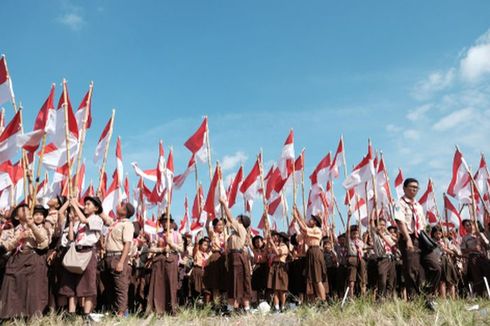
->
[411,69,455,100]
[221,151,248,172]
[56,1,86,31]
[460,30,490,82]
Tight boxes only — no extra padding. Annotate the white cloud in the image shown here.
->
[221,151,248,172]
[460,30,490,82]
[57,12,85,31]
[406,104,432,122]
[411,69,455,100]
[403,129,420,140]
[432,107,474,131]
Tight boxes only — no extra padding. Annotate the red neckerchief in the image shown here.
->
[402,196,420,237]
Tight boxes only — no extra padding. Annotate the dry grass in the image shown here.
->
[4,298,490,326]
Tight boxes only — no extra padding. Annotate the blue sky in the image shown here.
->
[2,1,490,228]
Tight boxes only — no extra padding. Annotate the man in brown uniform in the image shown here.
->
[100,203,135,316]
[395,178,441,305]
[219,197,252,314]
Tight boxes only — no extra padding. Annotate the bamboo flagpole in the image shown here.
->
[61,79,74,198]
[30,133,47,213]
[166,159,172,240]
[300,148,307,218]
[74,82,94,193]
[443,193,450,232]
[2,55,18,113]
[98,109,116,193]
[258,150,270,230]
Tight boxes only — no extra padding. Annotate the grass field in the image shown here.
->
[4,298,490,326]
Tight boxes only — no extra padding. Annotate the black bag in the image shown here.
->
[418,230,437,253]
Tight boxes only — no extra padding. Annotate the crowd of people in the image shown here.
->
[0,177,489,322]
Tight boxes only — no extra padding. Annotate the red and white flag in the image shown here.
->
[310,152,331,187]
[443,194,465,236]
[148,141,166,203]
[418,179,438,226]
[75,86,93,131]
[329,136,344,180]
[0,161,23,209]
[375,156,393,208]
[0,110,22,163]
[227,165,243,208]
[0,160,13,192]
[394,169,404,200]
[179,195,189,234]
[0,108,5,134]
[184,117,209,163]
[0,56,15,106]
[41,142,78,170]
[191,184,205,230]
[17,84,56,152]
[51,81,79,147]
[115,137,124,187]
[342,143,375,190]
[102,169,126,215]
[204,165,226,219]
[131,163,157,182]
[240,154,262,210]
[447,148,471,203]
[278,130,295,179]
[94,114,114,163]
[174,155,196,189]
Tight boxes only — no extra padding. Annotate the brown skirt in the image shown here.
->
[146,253,179,315]
[0,250,48,319]
[267,262,288,292]
[305,246,327,284]
[441,255,458,286]
[226,251,251,300]
[203,252,226,291]
[191,266,204,294]
[288,257,306,294]
[58,248,98,298]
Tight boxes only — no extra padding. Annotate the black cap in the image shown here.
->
[11,203,29,220]
[238,214,251,229]
[33,205,48,218]
[125,203,135,219]
[84,196,103,214]
[278,232,290,243]
[311,215,322,228]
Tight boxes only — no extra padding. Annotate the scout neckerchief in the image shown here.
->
[354,239,363,261]
[402,196,420,237]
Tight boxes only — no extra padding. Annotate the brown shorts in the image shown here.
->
[59,248,98,298]
[267,262,288,292]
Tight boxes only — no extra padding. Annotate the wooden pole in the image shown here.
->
[30,133,47,213]
[166,157,172,239]
[74,82,94,192]
[291,130,297,207]
[443,193,450,233]
[333,197,346,229]
[98,109,116,193]
[258,150,270,230]
[61,80,74,198]
[0,107,5,133]
[300,149,307,218]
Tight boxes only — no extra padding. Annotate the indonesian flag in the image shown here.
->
[81,181,95,201]
[0,56,14,106]
[94,114,114,163]
[0,110,22,163]
[342,143,375,190]
[174,155,196,189]
[144,219,159,236]
[179,195,189,234]
[473,155,490,224]
[115,137,124,187]
[102,168,126,215]
[329,136,344,180]
[227,165,243,208]
[290,149,305,184]
[51,81,79,147]
[148,141,166,203]
[0,160,13,192]
[375,156,393,208]
[131,162,157,182]
[49,162,70,196]
[310,152,331,187]
[17,84,56,152]
[418,179,438,226]
[184,117,209,163]
[74,161,86,196]
[443,194,465,236]
[99,171,108,198]
[240,154,262,209]
[394,169,404,200]
[75,86,93,131]
[351,192,368,226]
[41,141,78,170]
[203,165,226,219]
[447,148,471,203]
[278,130,295,179]
[36,172,51,206]
[0,161,23,209]
[191,184,205,231]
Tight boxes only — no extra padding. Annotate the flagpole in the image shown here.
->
[333,197,346,229]
[0,108,5,132]
[74,82,94,194]
[60,79,74,199]
[2,55,18,113]
[291,130,297,207]
[443,193,449,233]
[341,135,353,214]
[98,109,116,193]
[217,161,225,219]
[430,179,442,222]
[30,133,47,213]
[17,107,33,207]
[258,149,269,230]
[380,151,395,217]
[301,149,307,218]
[205,117,213,180]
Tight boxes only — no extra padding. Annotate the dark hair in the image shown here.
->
[403,178,419,188]
[198,237,210,246]
[462,219,471,226]
[238,215,251,229]
[431,225,443,238]
[290,234,299,246]
[375,218,386,227]
[387,225,398,232]
[350,224,359,232]
[212,218,221,228]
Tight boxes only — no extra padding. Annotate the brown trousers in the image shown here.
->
[467,254,490,296]
[399,235,425,297]
[104,255,131,313]
[377,257,396,298]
